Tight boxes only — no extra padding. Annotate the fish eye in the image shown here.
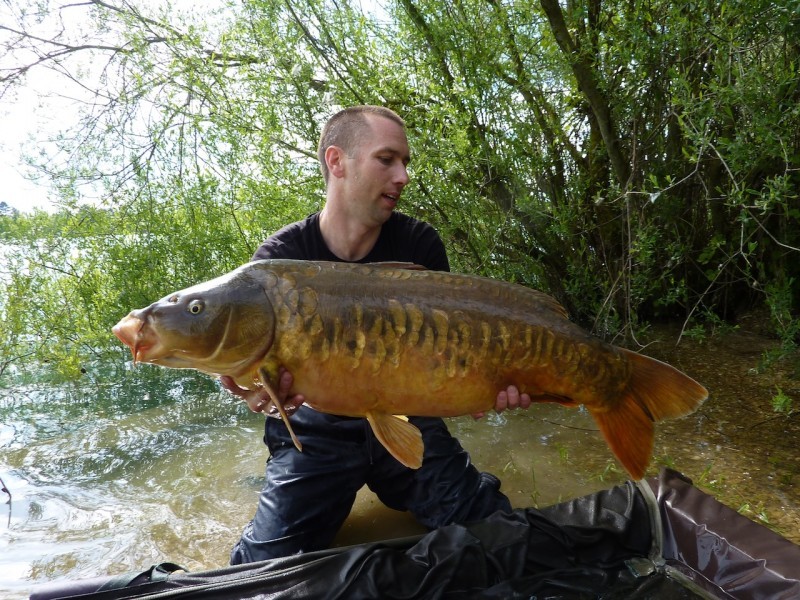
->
[187,299,204,315]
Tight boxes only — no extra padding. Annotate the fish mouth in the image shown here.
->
[112,313,162,364]
[111,308,266,376]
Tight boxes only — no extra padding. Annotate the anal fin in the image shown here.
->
[365,411,424,469]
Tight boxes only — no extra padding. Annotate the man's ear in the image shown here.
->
[325,145,346,179]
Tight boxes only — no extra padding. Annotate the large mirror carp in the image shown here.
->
[113,260,708,479]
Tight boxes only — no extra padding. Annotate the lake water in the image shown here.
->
[1,322,798,598]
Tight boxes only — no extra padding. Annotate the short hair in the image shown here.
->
[317,105,406,183]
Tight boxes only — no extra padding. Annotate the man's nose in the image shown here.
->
[394,162,409,186]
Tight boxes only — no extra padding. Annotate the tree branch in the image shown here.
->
[539,0,630,186]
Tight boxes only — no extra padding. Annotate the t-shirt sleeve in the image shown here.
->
[251,219,317,261]
[252,240,274,261]
[252,236,290,261]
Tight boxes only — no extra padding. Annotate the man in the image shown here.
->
[223,106,531,564]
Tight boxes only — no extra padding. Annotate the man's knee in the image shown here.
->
[229,518,340,565]
[468,471,512,520]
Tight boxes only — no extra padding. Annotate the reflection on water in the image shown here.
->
[2,323,799,599]
[0,366,267,598]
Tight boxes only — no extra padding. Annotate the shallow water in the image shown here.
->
[1,322,798,598]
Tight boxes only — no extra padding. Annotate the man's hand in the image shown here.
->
[472,385,532,420]
[219,368,306,417]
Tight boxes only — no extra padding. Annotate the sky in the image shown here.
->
[0,1,92,214]
[0,0,385,214]
[0,0,217,214]
[0,83,60,213]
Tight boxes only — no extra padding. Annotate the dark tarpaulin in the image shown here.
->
[652,469,800,599]
[30,469,800,600]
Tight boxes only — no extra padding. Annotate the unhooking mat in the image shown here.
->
[30,469,800,600]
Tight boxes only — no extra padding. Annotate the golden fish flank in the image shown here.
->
[282,285,598,388]
[112,259,708,479]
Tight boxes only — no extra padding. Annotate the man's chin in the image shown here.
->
[379,201,397,217]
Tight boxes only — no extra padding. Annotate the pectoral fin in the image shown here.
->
[258,367,303,453]
[365,411,424,469]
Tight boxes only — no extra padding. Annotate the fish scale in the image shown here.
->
[112,259,707,479]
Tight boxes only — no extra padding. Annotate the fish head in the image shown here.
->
[112,266,275,378]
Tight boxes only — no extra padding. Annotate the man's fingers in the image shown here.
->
[219,375,245,394]
[278,369,294,398]
[495,390,508,413]
[507,386,521,408]
[287,394,305,409]
[221,370,306,417]
[495,386,533,413]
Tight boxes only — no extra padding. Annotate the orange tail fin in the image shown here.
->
[591,349,708,480]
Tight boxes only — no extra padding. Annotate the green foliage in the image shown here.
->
[771,387,794,414]
[759,277,800,378]
[1,0,798,378]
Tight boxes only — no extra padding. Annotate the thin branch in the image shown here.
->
[1,475,11,528]
[539,0,630,186]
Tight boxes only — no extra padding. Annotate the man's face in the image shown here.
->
[342,115,410,226]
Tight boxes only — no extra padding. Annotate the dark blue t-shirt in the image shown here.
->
[251,211,450,272]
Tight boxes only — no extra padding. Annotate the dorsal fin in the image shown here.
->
[368,262,427,270]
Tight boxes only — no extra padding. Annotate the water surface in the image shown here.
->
[1,322,798,598]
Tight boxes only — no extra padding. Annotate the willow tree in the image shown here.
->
[0,0,798,378]
[381,0,800,334]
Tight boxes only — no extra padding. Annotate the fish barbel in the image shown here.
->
[112,259,708,479]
